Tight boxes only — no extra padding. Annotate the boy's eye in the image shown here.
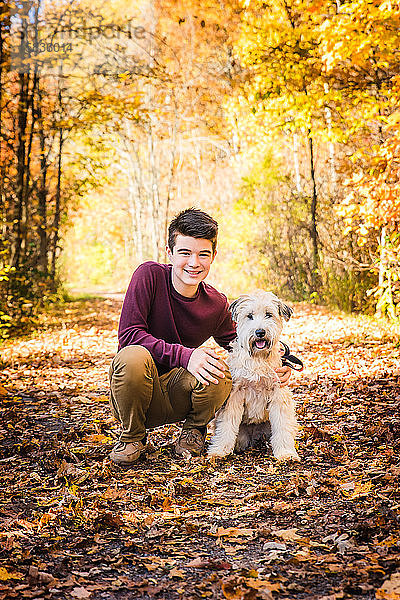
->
[247,313,254,320]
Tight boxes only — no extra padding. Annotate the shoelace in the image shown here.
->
[181,429,203,448]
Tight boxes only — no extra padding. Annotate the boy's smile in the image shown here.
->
[167,235,216,297]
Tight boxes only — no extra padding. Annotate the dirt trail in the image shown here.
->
[0,298,399,600]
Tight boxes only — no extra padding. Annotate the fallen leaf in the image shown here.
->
[186,557,232,570]
[263,541,287,550]
[84,434,112,444]
[169,567,185,579]
[247,579,281,593]
[71,587,92,599]
[339,480,372,499]
[216,527,255,539]
[271,528,302,542]
[221,574,276,600]
[0,567,23,580]
[376,572,400,599]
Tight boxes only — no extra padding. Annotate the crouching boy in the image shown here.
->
[109,208,290,464]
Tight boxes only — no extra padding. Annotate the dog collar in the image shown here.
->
[280,341,304,371]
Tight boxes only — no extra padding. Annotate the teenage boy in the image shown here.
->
[109,208,290,465]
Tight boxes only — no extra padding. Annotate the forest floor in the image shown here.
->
[0,297,399,600]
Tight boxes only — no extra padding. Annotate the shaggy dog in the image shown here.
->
[207,290,300,461]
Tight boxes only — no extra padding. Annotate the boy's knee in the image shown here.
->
[112,345,156,379]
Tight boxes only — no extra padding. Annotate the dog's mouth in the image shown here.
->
[252,339,271,351]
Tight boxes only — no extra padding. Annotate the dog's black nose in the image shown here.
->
[255,329,266,338]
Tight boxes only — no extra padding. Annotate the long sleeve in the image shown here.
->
[213,298,237,351]
[118,264,195,370]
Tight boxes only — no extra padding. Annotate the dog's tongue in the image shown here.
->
[255,340,267,349]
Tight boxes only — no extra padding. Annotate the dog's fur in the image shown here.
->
[207,290,300,461]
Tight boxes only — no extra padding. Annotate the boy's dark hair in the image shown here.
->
[168,208,218,252]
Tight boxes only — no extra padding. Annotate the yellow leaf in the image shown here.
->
[94,395,110,403]
[340,481,372,499]
[0,385,9,397]
[84,434,112,444]
[0,567,23,580]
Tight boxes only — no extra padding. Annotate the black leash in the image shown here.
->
[280,341,304,371]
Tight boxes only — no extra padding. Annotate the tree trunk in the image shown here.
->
[376,225,387,317]
[12,69,29,268]
[0,4,8,233]
[38,115,48,274]
[164,97,178,257]
[147,122,161,261]
[50,126,63,284]
[292,133,302,194]
[324,83,337,192]
[308,130,319,286]
[125,135,145,263]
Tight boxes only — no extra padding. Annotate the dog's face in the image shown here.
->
[230,291,292,357]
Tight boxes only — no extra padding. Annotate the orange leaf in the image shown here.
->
[376,572,400,599]
[216,527,255,538]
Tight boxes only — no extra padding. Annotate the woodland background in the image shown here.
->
[1,0,399,335]
[1,3,400,599]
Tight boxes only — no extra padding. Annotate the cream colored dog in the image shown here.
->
[208,291,300,461]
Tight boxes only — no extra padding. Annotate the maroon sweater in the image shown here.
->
[118,262,237,374]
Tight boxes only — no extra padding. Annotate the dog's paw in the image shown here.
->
[207,446,233,458]
[274,451,300,462]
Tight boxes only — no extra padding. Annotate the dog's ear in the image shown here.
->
[229,295,251,322]
[276,300,293,321]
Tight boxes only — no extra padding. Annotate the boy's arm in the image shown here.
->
[118,264,194,370]
[213,299,237,350]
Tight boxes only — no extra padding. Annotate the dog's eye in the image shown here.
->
[247,313,254,320]
[265,312,273,318]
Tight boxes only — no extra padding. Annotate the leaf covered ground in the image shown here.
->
[0,297,399,600]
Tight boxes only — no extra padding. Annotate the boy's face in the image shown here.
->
[166,234,216,297]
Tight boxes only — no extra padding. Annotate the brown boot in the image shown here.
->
[110,440,146,465]
[175,428,206,457]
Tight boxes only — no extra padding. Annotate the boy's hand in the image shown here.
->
[187,347,227,386]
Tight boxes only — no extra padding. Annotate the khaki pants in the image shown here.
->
[109,345,232,443]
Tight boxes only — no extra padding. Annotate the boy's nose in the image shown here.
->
[188,254,200,266]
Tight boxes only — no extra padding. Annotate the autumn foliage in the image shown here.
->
[1,0,400,330]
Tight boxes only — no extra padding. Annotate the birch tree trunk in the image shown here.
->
[164,97,178,254]
[147,122,161,260]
